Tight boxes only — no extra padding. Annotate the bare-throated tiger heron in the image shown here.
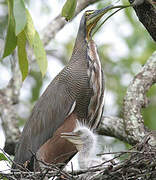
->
[13,6,115,171]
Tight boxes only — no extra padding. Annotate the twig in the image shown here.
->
[0,139,156,180]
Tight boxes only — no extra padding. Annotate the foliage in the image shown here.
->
[1,0,47,80]
[61,0,77,21]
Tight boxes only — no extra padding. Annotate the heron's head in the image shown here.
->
[78,4,131,41]
[79,5,115,40]
[61,122,96,151]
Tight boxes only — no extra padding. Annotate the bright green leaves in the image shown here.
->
[3,0,17,58]
[2,0,47,81]
[17,31,28,81]
[62,0,77,21]
[24,10,47,77]
[13,0,27,35]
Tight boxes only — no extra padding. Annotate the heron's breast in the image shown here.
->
[87,40,105,128]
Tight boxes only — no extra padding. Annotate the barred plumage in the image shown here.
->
[12,6,114,171]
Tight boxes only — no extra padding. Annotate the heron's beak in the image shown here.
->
[61,132,83,147]
[86,4,130,37]
[86,5,114,27]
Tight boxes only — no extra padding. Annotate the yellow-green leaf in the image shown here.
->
[32,32,48,76]
[24,9,47,77]
[13,0,27,35]
[61,0,77,21]
[2,0,17,59]
[17,31,29,81]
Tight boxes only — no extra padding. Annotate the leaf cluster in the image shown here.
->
[1,0,47,81]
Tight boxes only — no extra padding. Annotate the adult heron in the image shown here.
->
[13,5,117,170]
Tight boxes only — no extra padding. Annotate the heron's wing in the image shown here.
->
[14,75,75,166]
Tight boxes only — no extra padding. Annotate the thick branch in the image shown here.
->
[97,51,156,146]
[123,51,156,145]
[97,116,137,145]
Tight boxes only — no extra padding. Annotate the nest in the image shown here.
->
[0,135,156,180]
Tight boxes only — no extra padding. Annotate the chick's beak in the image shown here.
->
[61,132,82,145]
[61,132,78,138]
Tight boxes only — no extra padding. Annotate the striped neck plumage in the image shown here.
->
[87,39,104,129]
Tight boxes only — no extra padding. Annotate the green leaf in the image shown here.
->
[17,31,29,81]
[2,0,17,59]
[32,32,48,76]
[0,176,8,180]
[2,178,8,180]
[61,0,77,21]
[24,9,47,77]
[13,0,27,35]
[0,153,8,161]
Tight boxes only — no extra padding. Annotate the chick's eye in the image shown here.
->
[76,130,82,135]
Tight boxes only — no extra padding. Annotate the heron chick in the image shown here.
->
[61,121,98,169]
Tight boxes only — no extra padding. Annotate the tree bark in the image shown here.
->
[130,0,156,42]
[0,55,21,155]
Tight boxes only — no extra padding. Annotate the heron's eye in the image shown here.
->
[85,10,94,17]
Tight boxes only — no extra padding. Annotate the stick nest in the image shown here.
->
[0,135,156,180]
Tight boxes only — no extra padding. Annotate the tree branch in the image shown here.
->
[98,51,156,146]
[123,50,156,145]
[97,116,136,145]
[130,0,156,42]
[0,55,21,155]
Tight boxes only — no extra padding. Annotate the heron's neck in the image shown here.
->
[70,33,88,63]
